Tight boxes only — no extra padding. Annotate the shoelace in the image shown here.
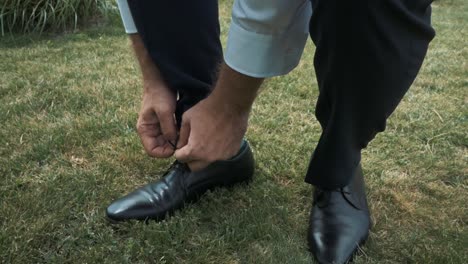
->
[167,134,179,150]
[315,188,350,196]
[162,160,188,176]
[314,188,352,207]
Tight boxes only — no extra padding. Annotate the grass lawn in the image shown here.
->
[1,1,467,263]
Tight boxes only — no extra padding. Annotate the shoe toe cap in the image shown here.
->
[106,191,155,221]
[106,199,129,221]
[309,231,357,264]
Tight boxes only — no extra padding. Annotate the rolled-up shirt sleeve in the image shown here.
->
[116,0,137,34]
[225,0,312,78]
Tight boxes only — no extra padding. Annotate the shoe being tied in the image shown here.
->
[106,140,255,222]
[308,165,371,264]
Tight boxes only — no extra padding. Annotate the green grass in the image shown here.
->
[1,1,467,263]
[0,0,116,35]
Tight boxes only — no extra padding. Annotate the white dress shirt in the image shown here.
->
[116,0,312,78]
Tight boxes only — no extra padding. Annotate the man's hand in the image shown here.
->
[137,82,177,158]
[174,97,248,171]
[174,64,264,171]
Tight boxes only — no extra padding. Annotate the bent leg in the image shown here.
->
[305,0,435,188]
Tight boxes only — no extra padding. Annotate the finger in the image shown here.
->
[176,117,190,149]
[137,123,160,157]
[138,124,174,158]
[143,136,174,158]
[151,140,176,158]
[139,107,158,124]
[157,109,177,145]
[174,144,194,163]
[186,160,210,172]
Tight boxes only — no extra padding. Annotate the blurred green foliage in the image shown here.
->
[0,0,117,35]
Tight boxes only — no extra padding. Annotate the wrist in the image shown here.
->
[143,79,164,93]
[207,90,253,116]
[207,63,263,116]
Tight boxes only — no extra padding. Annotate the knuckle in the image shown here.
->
[185,147,193,157]
[144,148,154,156]
[136,123,145,133]
[136,117,145,129]
[156,105,172,116]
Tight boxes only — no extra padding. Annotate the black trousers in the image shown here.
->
[127,0,435,189]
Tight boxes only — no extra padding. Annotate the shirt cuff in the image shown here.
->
[224,21,309,78]
[116,0,137,34]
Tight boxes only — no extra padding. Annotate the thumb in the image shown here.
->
[174,144,194,163]
[176,116,190,149]
[174,118,192,162]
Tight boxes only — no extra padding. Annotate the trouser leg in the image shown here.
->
[305,0,435,189]
[127,1,222,125]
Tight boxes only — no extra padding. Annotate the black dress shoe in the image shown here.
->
[308,165,371,264]
[106,140,254,222]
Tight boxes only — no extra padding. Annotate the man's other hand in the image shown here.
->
[173,63,263,171]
